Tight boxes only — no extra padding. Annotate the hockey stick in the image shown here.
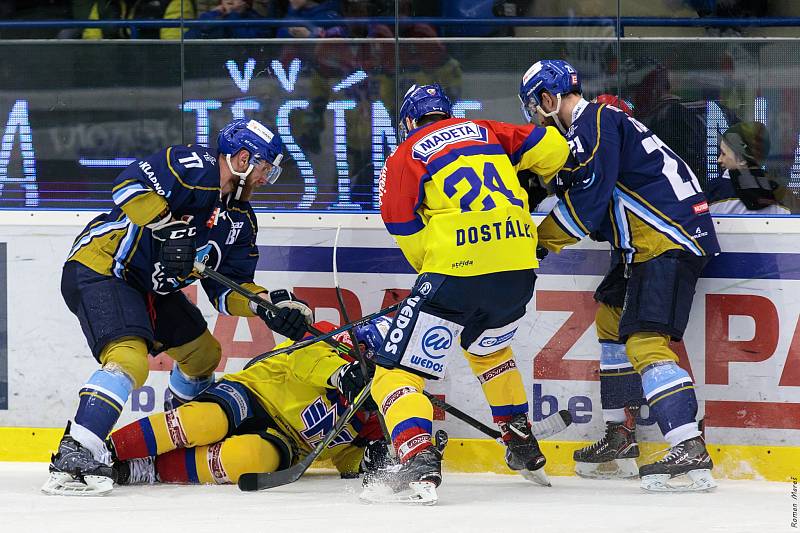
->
[332,225,394,448]
[191,261,400,368]
[238,379,375,491]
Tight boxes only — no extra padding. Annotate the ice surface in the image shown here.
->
[2,463,792,533]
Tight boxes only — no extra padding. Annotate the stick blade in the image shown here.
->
[238,466,304,492]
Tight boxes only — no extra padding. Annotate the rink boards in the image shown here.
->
[0,212,798,482]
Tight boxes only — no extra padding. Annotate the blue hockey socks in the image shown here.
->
[72,367,134,459]
[641,362,700,446]
[599,342,644,423]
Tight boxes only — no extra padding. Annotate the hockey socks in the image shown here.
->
[165,362,214,409]
[112,401,228,460]
[372,366,434,462]
[641,361,701,446]
[464,347,529,441]
[599,342,644,423]
[72,367,134,457]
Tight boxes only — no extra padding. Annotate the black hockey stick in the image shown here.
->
[192,261,400,368]
[238,379,375,491]
[332,225,394,447]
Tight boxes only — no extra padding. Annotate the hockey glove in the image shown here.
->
[253,289,313,341]
[330,361,378,410]
[536,245,549,260]
[151,220,197,280]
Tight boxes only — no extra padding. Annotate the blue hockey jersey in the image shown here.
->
[537,100,720,263]
[67,145,266,316]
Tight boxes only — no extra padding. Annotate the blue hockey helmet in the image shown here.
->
[398,83,452,141]
[518,60,582,129]
[354,315,393,358]
[217,119,285,199]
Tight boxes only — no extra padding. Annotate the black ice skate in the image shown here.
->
[115,457,157,485]
[574,405,640,479]
[360,430,447,505]
[502,413,549,487]
[42,423,115,496]
[639,436,716,492]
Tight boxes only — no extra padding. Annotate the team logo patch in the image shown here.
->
[478,359,517,384]
[421,326,453,359]
[165,410,188,448]
[477,328,518,348]
[571,73,579,85]
[692,201,709,215]
[411,122,488,162]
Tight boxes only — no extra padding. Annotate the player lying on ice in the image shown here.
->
[362,83,570,504]
[109,322,388,487]
[44,118,315,496]
[519,59,718,492]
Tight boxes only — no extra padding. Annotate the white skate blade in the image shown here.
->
[359,481,438,505]
[575,458,639,480]
[519,467,551,487]
[41,472,113,496]
[640,469,716,493]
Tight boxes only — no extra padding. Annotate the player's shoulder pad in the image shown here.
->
[167,144,221,190]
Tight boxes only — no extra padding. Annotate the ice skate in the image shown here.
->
[42,423,115,496]
[574,405,640,479]
[115,457,157,485]
[639,436,716,492]
[360,431,447,505]
[503,413,549,487]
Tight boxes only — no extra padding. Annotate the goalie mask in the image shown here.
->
[519,59,581,133]
[217,119,285,201]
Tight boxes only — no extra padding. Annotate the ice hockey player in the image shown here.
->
[519,59,719,492]
[109,322,386,487]
[43,118,314,496]
[364,83,570,504]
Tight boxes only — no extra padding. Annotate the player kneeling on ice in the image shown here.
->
[109,322,387,487]
[519,59,718,492]
[364,83,570,504]
[44,118,314,496]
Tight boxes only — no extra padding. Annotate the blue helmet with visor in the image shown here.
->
[217,119,285,200]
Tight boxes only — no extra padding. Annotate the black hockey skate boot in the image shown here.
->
[502,413,549,486]
[115,457,157,485]
[573,404,640,479]
[360,430,447,505]
[42,422,116,496]
[639,436,716,492]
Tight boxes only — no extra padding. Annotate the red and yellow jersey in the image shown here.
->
[223,324,380,474]
[379,117,569,276]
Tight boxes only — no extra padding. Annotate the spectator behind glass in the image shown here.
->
[623,58,708,188]
[186,0,270,38]
[277,0,343,38]
[82,0,195,40]
[707,122,791,215]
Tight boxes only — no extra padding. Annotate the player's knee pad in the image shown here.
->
[172,401,229,448]
[216,434,284,483]
[167,329,221,378]
[595,304,622,343]
[625,332,678,373]
[99,336,150,388]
